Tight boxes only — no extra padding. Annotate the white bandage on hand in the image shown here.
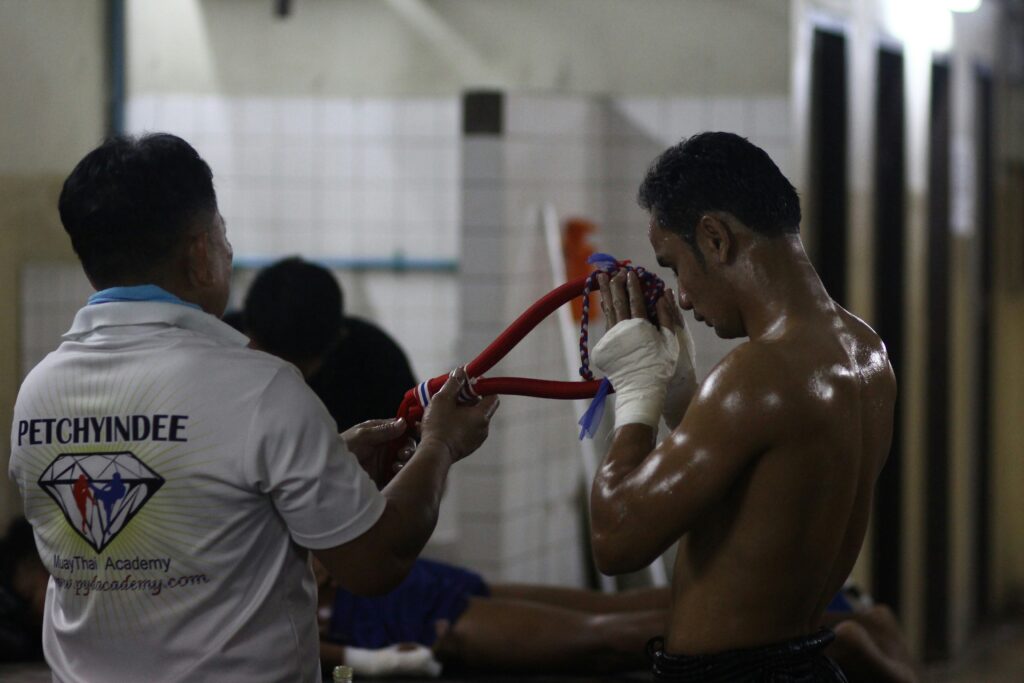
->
[662,325,698,431]
[592,318,679,429]
[344,644,443,678]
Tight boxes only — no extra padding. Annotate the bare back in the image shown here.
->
[666,306,896,653]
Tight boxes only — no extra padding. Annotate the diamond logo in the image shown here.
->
[38,452,164,553]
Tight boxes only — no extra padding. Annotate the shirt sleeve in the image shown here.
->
[245,366,386,549]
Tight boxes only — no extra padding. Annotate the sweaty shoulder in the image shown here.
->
[685,341,801,451]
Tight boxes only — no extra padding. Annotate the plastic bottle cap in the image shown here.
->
[332,664,354,681]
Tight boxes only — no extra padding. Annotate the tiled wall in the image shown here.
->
[125,93,463,470]
[126,94,460,260]
[19,263,94,381]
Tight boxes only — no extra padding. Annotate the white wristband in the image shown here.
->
[345,644,442,678]
[592,318,679,429]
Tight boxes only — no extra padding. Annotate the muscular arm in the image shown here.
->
[590,348,776,575]
[312,436,456,595]
[314,370,497,596]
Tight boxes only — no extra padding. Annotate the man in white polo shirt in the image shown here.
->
[8,133,498,682]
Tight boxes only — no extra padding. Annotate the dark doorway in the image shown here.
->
[924,59,952,661]
[973,65,994,624]
[810,28,849,306]
[872,46,906,617]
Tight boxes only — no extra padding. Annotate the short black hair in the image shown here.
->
[638,132,801,245]
[244,257,343,363]
[58,133,217,286]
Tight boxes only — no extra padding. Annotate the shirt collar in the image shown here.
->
[64,299,249,347]
[87,284,202,310]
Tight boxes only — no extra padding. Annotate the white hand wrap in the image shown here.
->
[662,325,698,430]
[345,644,442,678]
[592,318,679,429]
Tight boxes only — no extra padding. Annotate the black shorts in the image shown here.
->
[647,629,847,682]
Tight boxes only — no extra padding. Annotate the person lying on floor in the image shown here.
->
[313,554,667,677]
[313,558,918,681]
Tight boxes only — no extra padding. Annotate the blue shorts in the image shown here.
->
[326,558,490,649]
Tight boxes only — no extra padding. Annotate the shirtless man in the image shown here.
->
[589,132,896,680]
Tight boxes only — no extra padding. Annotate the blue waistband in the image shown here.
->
[87,285,201,310]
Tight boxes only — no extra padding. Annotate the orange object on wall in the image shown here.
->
[563,217,600,323]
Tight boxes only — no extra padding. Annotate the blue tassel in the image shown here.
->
[587,252,619,270]
[578,378,613,439]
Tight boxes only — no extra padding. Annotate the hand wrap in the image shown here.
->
[344,644,442,678]
[662,325,698,430]
[592,318,678,430]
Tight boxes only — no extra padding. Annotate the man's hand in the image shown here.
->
[341,418,414,488]
[419,367,499,463]
[593,271,681,429]
[660,296,698,430]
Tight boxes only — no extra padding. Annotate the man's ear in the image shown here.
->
[696,214,734,264]
[185,230,213,287]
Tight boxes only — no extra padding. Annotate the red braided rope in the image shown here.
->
[380,259,665,481]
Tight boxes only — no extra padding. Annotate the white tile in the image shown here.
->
[461,184,504,228]
[463,280,505,326]
[194,96,232,136]
[433,98,460,138]
[239,97,277,135]
[395,99,436,137]
[459,471,504,516]
[457,519,503,564]
[396,186,436,224]
[281,143,314,179]
[355,99,396,138]
[461,233,503,277]
[612,97,667,141]
[708,98,750,136]
[667,98,707,143]
[280,186,314,222]
[322,142,356,180]
[125,95,158,132]
[400,145,442,181]
[238,138,275,178]
[752,97,791,141]
[463,138,503,182]
[319,99,356,138]
[360,143,398,181]
[155,95,196,136]
[279,98,316,138]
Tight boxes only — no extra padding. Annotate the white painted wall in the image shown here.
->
[0,0,106,173]
[127,0,790,97]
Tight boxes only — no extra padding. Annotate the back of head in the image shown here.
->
[243,257,343,364]
[58,133,217,287]
[638,132,801,242]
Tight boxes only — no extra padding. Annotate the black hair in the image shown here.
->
[243,257,343,363]
[58,133,217,286]
[638,132,801,250]
[221,309,245,333]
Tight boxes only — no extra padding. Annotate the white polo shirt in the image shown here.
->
[9,300,386,682]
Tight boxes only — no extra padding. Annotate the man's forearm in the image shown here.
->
[378,437,455,563]
[590,424,658,573]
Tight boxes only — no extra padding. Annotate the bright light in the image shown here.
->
[946,0,982,12]
[885,0,954,52]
